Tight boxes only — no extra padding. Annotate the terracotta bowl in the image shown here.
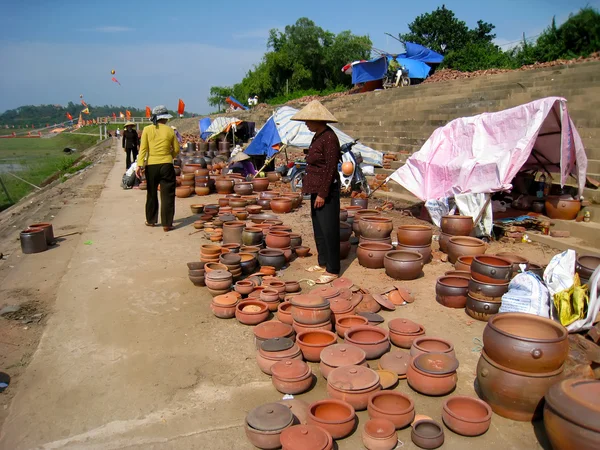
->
[368,391,415,429]
[277,302,293,325]
[335,315,369,338]
[296,330,338,362]
[410,337,455,359]
[235,300,269,325]
[295,246,311,257]
[435,276,469,308]
[442,396,492,436]
[454,255,474,272]
[307,399,357,440]
[362,419,398,450]
[471,255,513,284]
[344,325,390,359]
[396,224,433,246]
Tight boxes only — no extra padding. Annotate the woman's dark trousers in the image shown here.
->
[310,184,341,274]
[144,163,176,227]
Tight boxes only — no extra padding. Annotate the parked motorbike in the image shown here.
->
[283,140,371,196]
[383,65,410,88]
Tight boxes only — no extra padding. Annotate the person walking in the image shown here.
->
[291,100,341,284]
[135,105,180,232]
[122,121,139,170]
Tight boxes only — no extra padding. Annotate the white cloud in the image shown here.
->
[80,26,134,33]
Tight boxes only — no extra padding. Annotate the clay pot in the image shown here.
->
[241,245,261,257]
[289,233,302,249]
[280,424,333,450]
[357,242,395,269]
[468,279,509,302]
[576,255,600,279]
[295,246,310,257]
[483,313,568,373]
[195,186,210,196]
[233,182,253,196]
[210,294,238,319]
[307,399,356,439]
[359,216,393,239]
[442,396,492,437]
[257,198,271,211]
[410,337,455,359]
[545,196,581,220]
[528,263,545,278]
[353,210,381,236]
[266,231,291,248]
[397,225,433,246]
[471,255,513,283]
[257,338,303,375]
[234,280,255,295]
[292,319,333,335]
[319,343,367,379]
[254,321,295,348]
[397,243,432,263]
[454,256,474,271]
[407,352,458,396]
[245,402,294,450]
[444,270,471,278]
[411,420,444,449]
[251,177,270,192]
[367,391,415,429]
[235,300,269,325]
[239,252,258,275]
[266,171,280,182]
[441,215,473,236]
[247,205,262,215]
[339,209,348,222]
[175,186,192,198]
[466,295,501,322]
[339,222,352,241]
[388,319,425,349]
[447,236,486,264]
[241,227,263,246]
[351,198,369,209]
[281,193,301,209]
[439,232,452,253]
[345,325,390,359]
[362,419,398,450]
[28,222,54,245]
[340,241,351,260]
[335,315,369,338]
[378,351,410,379]
[270,197,293,214]
[291,295,331,325]
[258,249,286,270]
[277,302,293,325]
[435,276,469,308]
[495,252,529,275]
[544,378,600,450]
[271,359,313,395]
[384,251,424,280]
[204,270,232,291]
[327,365,382,410]
[284,280,300,293]
[476,349,564,421]
[215,178,235,194]
[359,235,393,246]
[296,330,337,362]
[260,289,281,311]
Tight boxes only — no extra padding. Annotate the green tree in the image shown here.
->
[208,86,234,111]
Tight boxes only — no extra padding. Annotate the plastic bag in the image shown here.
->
[544,250,576,297]
[558,266,600,333]
[499,272,551,317]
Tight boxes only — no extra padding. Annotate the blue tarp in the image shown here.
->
[404,42,444,64]
[199,117,212,140]
[226,96,248,110]
[396,57,431,79]
[245,117,281,159]
[351,56,388,84]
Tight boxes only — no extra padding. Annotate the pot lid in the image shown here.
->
[311,286,340,299]
[350,292,363,308]
[290,294,330,308]
[320,344,366,367]
[205,269,232,280]
[271,359,311,379]
[328,365,380,391]
[376,370,399,389]
[261,337,294,353]
[338,288,353,300]
[388,318,421,334]
[373,293,396,311]
[329,298,354,313]
[332,277,353,290]
[357,311,384,324]
[246,402,293,432]
[253,321,293,341]
[545,378,600,432]
[413,352,459,375]
[212,293,239,306]
[379,351,410,377]
[394,285,415,303]
[280,425,330,450]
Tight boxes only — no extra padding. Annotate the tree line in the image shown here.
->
[209,7,600,108]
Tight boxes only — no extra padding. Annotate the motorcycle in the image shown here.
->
[383,65,410,88]
[283,140,371,196]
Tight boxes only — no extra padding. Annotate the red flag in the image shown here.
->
[66,112,73,120]
[112,112,116,119]
[145,106,151,118]
[81,99,87,107]
[178,99,185,115]
[126,110,131,119]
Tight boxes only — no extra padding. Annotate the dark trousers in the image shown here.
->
[126,148,138,170]
[311,183,341,274]
[144,164,176,227]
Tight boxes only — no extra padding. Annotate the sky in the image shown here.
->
[1,0,597,115]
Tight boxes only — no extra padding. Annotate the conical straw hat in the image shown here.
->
[290,100,338,123]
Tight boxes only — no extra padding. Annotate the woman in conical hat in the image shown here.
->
[291,100,341,283]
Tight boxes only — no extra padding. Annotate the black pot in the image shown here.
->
[470,256,513,284]
[465,295,501,322]
[468,278,509,302]
[20,227,48,254]
[258,249,286,270]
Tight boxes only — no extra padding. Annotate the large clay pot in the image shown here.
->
[222,221,245,245]
[340,222,352,242]
[175,186,192,198]
[344,325,390,359]
[271,197,293,214]
[438,232,452,253]
[468,279,509,302]
[327,365,382,411]
[466,295,501,322]
[447,236,486,264]
[307,399,357,440]
[545,196,581,220]
[359,216,393,239]
[290,295,331,325]
[215,178,235,194]
[258,249,286,270]
[495,252,529,275]
[388,319,425,349]
[357,242,394,269]
[353,210,381,237]
[266,231,291,248]
[544,379,600,450]
[242,227,263,246]
[257,338,303,375]
[483,313,568,373]
[442,396,492,437]
[245,402,294,450]
[359,236,393,246]
[233,182,253,196]
[320,343,367,378]
[407,352,458,396]
[435,276,469,308]
[384,251,423,280]
[396,243,432,263]
[340,241,351,260]
[471,256,512,284]
[441,215,474,236]
[476,350,564,421]
[397,225,433,246]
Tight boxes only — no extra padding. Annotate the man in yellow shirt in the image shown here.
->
[136,105,180,231]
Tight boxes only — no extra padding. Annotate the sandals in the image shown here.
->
[306,265,326,273]
[145,221,155,227]
[163,226,174,232]
[315,274,339,284]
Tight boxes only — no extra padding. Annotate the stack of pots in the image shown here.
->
[387,318,425,349]
[265,230,293,262]
[340,222,352,259]
[290,294,332,334]
[466,255,512,321]
[476,312,569,421]
[353,210,381,239]
[220,252,242,280]
[396,224,433,263]
[245,402,294,449]
[205,269,233,297]
[201,244,222,264]
[187,261,206,286]
[311,286,354,324]
[257,337,303,375]
[439,215,474,254]
[195,168,211,196]
[357,242,394,269]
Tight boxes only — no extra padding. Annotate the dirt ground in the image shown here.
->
[0,139,559,449]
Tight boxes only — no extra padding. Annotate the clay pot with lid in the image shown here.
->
[204,269,232,291]
[254,321,295,348]
[327,365,382,410]
[210,293,239,319]
[544,378,600,450]
[466,295,501,321]
[441,215,473,236]
[545,196,581,220]
[291,294,331,325]
[257,337,303,375]
[447,236,486,264]
[362,418,398,450]
[411,419,444,449]
[296,330,337,362]
[359,216,393,239]
[357,242,395,269]
[345,325,390,359]
[476,349,564,421]
[483,312,568,373]
[435,275,469,308]
[410,336,455,359]
[335,315,369,338]
[442,396,492,437]
[271,359,314,395]
[367,391,415,429]
[245,402,294,450]
[384,250,424,280]
[319,343,367,379]
[270,197,293,214]
[280,424,333,450]
[235,300,269,325]
[388,319,425,349]
[468,278,509,302]
[397,224,433,246]
[307,399,356,439]
[407,352,459,396]
[471,255,513,283]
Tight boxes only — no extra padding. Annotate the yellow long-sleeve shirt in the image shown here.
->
[137,123,180,166]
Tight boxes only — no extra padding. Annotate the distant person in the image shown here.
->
[135,105,180,232]
[227,148,256,178]
[115,128,121,139]
[122,121,139,170]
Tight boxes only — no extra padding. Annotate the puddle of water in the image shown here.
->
[0,162,26,173]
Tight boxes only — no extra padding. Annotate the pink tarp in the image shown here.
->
[390,97,588,201]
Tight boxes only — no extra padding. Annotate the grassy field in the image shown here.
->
[0,133,100,210]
